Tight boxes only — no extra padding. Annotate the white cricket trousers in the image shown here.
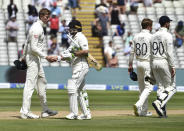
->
[136,60,153,113]
[152,59,176,107]
[152,59,175,88]
[20,62,48,114]
[67,64,90,116]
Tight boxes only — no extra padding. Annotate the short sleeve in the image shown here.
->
[78,35,89,50]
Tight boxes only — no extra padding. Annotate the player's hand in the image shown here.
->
[128,65,133,74]
[19,57,25,62]
[73,51,80,56]
[46,56,58,62]
[171,67,176,78]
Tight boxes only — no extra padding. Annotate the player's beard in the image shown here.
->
[69,29,78,36]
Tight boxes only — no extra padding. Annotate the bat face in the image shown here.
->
[87,54,102,71]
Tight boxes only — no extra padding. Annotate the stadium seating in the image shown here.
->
[0,0,72,67]
[102,0,184,69]
[0,0,184,68]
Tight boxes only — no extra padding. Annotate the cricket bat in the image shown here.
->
[87,53,102,71]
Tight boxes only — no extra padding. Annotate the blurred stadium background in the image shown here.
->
[0,1,184,130]
[0,0,183,90]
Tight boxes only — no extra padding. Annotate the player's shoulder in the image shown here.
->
[77,32,87,39]
[30,21,42,34]
[32,21,42,29]
[133,33,140,39]
[165,31,172,37]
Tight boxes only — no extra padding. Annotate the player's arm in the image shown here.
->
[30,30,47,59]
[74,50,88,57]
[74,35,89,57]
[21,38,29,61]
[57,46,74,62]
[166,35,175,77]
[128,39,135,73]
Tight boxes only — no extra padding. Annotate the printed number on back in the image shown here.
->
[152,42,164,55]
[135,43,147,56]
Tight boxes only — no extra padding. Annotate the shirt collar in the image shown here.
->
[38,19,44,27]
[73,32,82,38]
[160,27,168,32]
[141,29,150,33]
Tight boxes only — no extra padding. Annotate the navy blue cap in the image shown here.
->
[159,16,172,26]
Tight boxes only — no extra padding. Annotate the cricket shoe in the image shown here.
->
[140,112,152,117]
[161,105,167,118]
[77,114,92,120]
[133,104,142,116]
[21,112,40,119]
[41,109,58,118]
[65,113,78,120]
[152,100,164,117]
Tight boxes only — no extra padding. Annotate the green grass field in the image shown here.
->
[0,89,184,131]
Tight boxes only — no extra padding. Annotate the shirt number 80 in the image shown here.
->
[135,43,147,56]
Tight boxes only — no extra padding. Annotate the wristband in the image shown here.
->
[57,56,61,62]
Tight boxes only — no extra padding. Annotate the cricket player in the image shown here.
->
[56,19,91,120]
[20,8,58,119]
[151,16,176,118]
[128,18,153,116]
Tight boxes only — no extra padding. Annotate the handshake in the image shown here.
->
[46,55,59,62]
[45,50,75,63]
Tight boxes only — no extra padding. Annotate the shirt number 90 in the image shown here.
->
[152,42,164,55]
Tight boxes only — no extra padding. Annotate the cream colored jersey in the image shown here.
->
[68,32,89,67]
[151,27,175,67]
[23,20,46,62]
[130,29,152,62]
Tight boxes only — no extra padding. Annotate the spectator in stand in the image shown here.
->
[50,2,61,17]
[48,35,55,47]
[31,0,40,6]
[109,3,121,25]
[7,0,18,19]
[95,0,109,9]
[59,19,70,48]
[49,12,59,37]
[18,44,25,59]
[117,0,126,14]
[48,36,60,55]
[153,0,162,3]
[142,0,161,7]
[130,0,139,14]
[91,20,102,37]
[109,53,118,67]
[124,39,132,56]
[69,0,78,16]
[95,0,109,18]
[27,4,38,16]
[6,15,19,42]
[77,0,81,10]
[95,10,110,36]
[26,11,38,36]
[143,0,153,7]
[154,23,160,32]
[124,31,133,47]
[174,21,184,48]
[104,41,118,67]
[115,22,125,37]
[39,0,53,10]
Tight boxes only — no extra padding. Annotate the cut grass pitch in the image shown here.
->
[0,89,184,131]
[0,115,184,131]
